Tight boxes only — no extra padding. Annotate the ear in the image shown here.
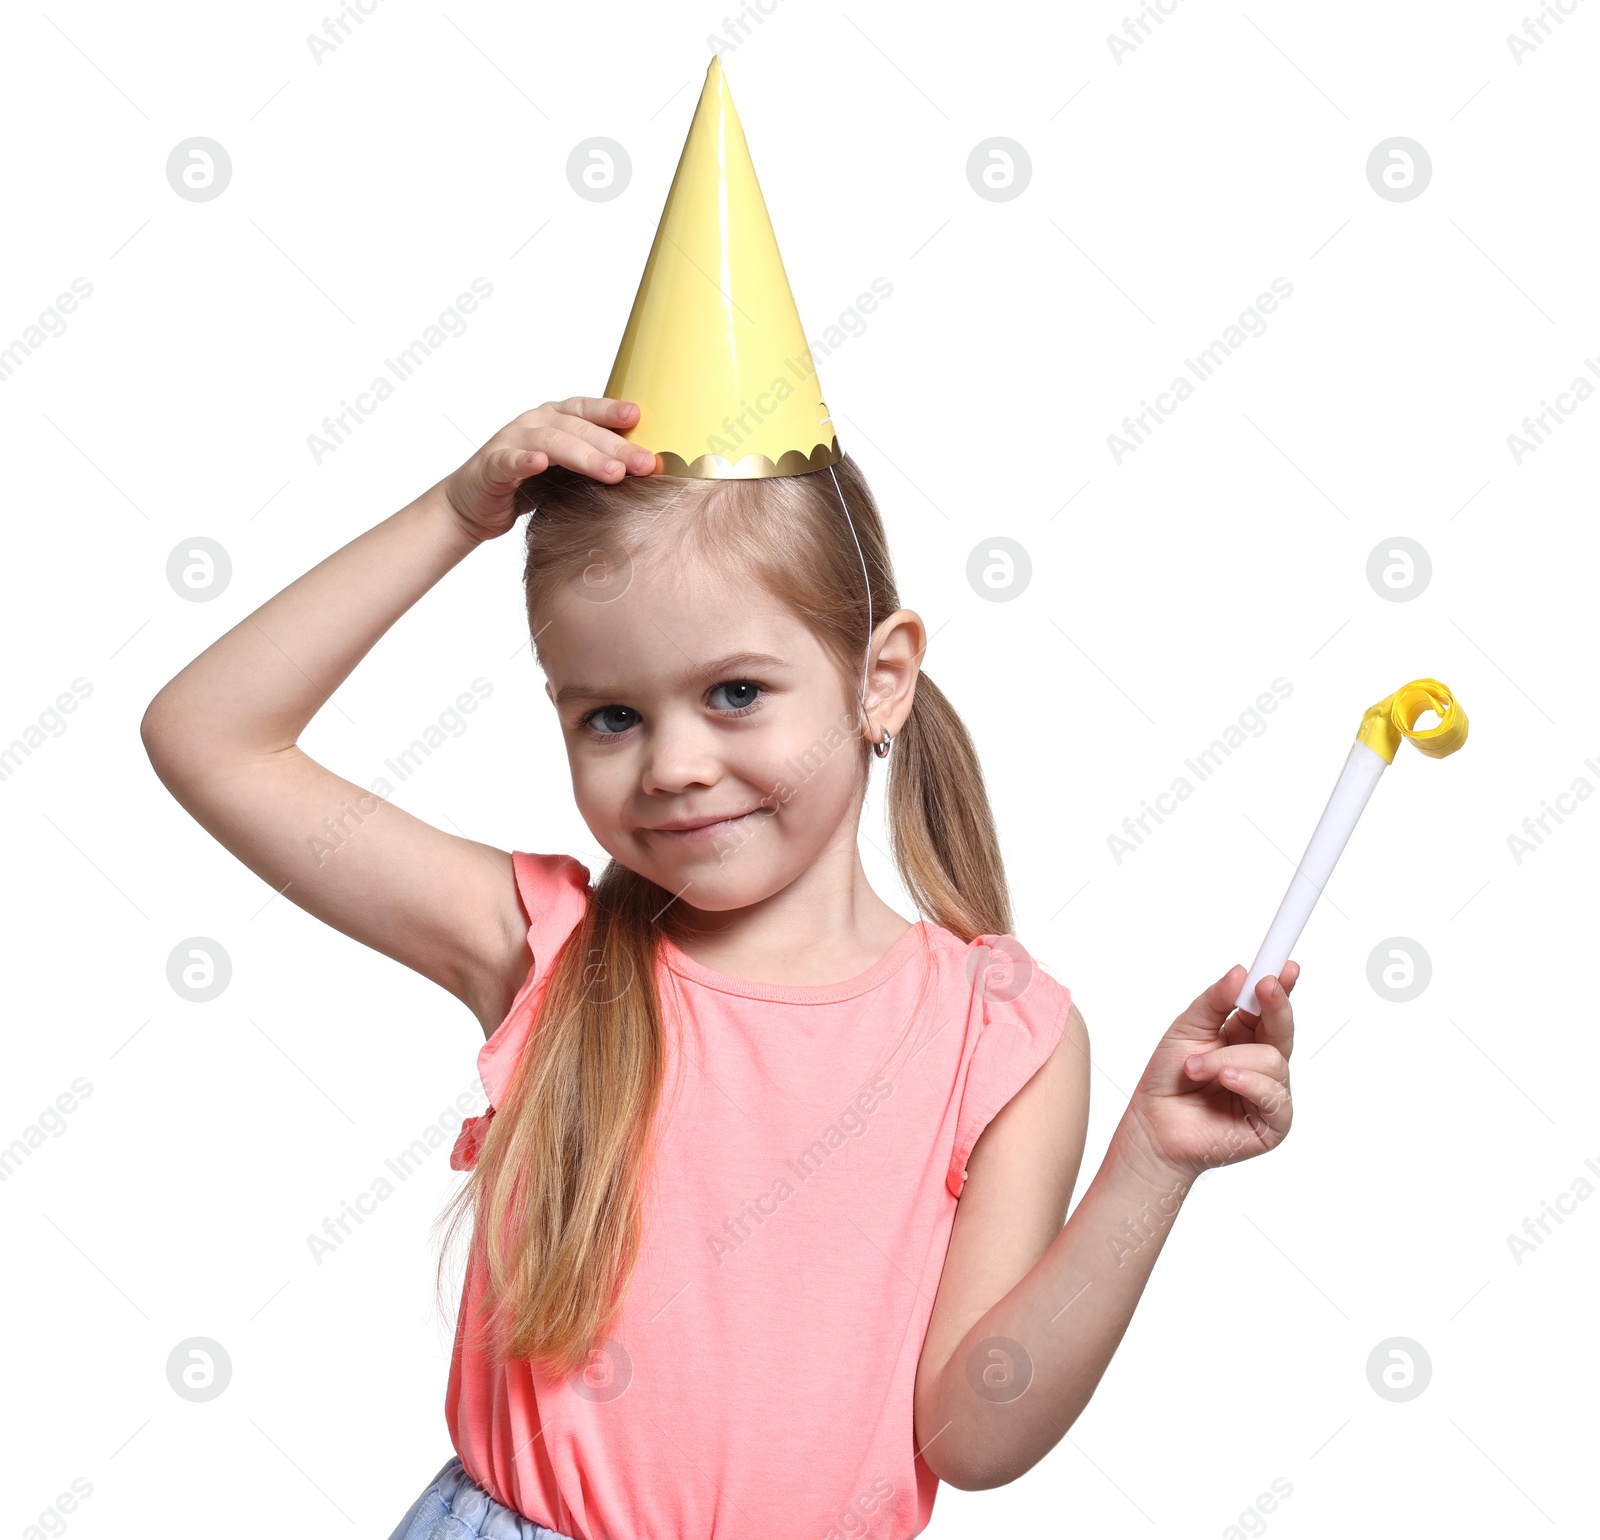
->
[543,680,556,707]
[864,608,926,740]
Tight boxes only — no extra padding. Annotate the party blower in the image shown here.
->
[1235,678,1468,1014]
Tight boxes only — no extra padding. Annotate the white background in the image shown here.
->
[3,2,1596,1536]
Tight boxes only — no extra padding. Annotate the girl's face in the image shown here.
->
[538,549,894,913]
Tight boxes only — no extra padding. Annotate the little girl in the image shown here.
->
[141,396,1299,1540]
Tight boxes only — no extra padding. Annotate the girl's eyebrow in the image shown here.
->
[553,651,793,706]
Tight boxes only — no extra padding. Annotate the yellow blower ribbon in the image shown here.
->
[1355,677,1469,764]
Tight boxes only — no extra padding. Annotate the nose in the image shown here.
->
[638,708,723,797]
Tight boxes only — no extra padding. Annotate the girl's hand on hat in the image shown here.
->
[1113,961,1299,1185]
[438,397,657,543]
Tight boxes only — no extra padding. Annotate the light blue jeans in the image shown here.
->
[389,1455,574,1540]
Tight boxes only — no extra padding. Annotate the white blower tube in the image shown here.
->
[1236,738,1390,1014]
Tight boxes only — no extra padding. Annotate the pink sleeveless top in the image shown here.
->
[445,852,1072,1540]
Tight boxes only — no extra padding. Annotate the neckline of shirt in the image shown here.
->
[658,918,934,1003]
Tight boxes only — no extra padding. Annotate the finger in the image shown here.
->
[1212,1065,1293,1138]
[529,415,655,477]
[1170,965,1249,1041]
[1224,959,1300,1038]
[518,424,647,483]
[1251,971,1297,1060]
[1183,1043,1289,1084]
[550,395,640,428]
[547,397,656,468]
[481,444,548,492]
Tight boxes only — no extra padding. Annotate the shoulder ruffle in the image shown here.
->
[454,851,592,1172]
[946,934,1073,1199]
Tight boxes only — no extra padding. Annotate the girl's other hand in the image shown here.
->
[1117,962,1299,1184]
[438,397,657,543]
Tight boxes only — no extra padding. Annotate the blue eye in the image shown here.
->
[581,705,640,737]
[710,680,763,712]
[576,681,766,741]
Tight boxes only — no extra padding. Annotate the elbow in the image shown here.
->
[918,1383,1034,1493]
[923,1436,1028,1494]
[139,691,182,776]
[932,1456,1022,1494]
[140,694,166,764]
[141,689,216,787]
[141,694,293,799]
[923,1448,974,1492]
[932,1463,988,1494]
[925,1416,1068,1492]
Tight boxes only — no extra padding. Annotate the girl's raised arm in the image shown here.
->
[140,397,656,1036]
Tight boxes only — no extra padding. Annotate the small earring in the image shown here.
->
[872,727,893,760]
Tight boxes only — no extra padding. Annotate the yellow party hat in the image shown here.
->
[604,54,841,479]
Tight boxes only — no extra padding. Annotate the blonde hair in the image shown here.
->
[434,453,1013,1376]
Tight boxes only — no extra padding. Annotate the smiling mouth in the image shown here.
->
[645,807,769,840]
